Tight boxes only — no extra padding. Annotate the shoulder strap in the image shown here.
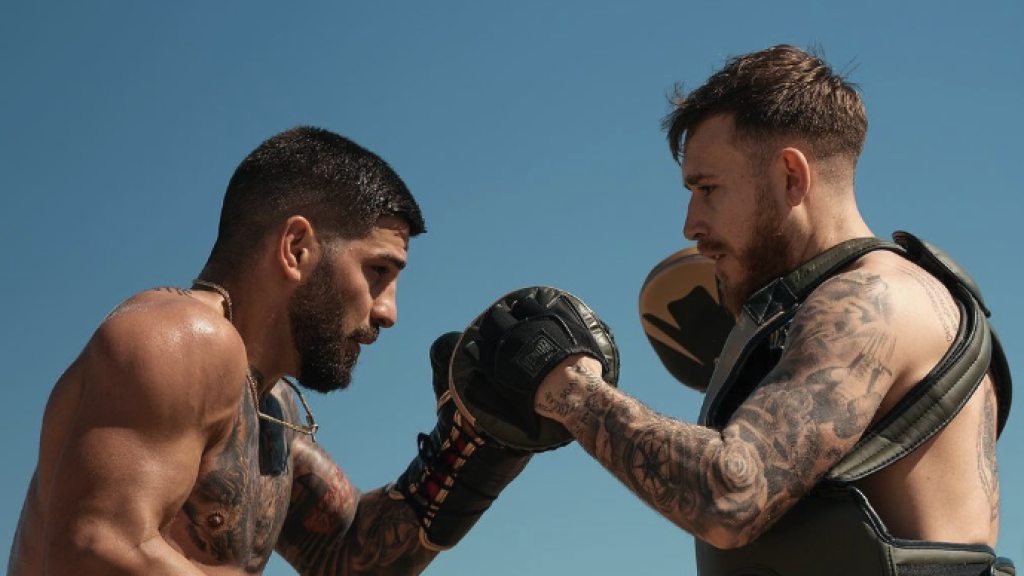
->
[742,237,903,325]
[827,292,991,482]
[893,230,1012,434]
[700,237,902,426]
[828,231,1004,482]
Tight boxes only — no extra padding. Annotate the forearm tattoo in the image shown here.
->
[277,454,435,576]
[543,272,897,546]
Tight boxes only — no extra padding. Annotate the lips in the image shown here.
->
[697,240,728,262]
[702,251,725,263]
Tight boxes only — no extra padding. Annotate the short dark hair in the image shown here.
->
[205,126,425,273]
[663,45,867,170]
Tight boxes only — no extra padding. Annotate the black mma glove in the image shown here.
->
[390,332,532,551]
[467,294,611,439]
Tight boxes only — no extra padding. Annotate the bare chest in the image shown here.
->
[166,392,297,574]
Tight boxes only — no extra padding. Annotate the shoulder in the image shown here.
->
[798,250,949,326]
[785,250,955,383]
[788,255,897,344]
[83,288,247,434]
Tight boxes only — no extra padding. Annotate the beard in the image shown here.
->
[706,184,795,316]
[288,255,376,393]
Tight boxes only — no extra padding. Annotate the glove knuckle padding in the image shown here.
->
[449,286,619,452]
[493,314,577,384]
[392,333,532,551]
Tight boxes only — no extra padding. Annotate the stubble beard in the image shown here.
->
[718,184,795,316]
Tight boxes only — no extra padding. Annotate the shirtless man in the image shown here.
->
[8,127,529,575]
[463,46,1012,574]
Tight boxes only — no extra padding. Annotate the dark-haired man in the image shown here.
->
[472,46,1013,574]
[8,127,529,575]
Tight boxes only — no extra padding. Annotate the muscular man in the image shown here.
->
[8,127,529,575]
[464,46,1012,574]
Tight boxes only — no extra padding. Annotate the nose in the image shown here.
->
[683,196,706,241]
[371,283,397,329]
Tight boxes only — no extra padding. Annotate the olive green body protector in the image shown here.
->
[696,232,1014,576]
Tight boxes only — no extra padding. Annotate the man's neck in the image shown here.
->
[790,192,873,268]
[198,272,294,396]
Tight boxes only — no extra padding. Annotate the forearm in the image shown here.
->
[279,486,437,576]
[537,363,772,548]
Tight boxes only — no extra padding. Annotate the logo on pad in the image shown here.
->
[514,333,558,378]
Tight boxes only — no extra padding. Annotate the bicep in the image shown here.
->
[49,413,205,543]
[723,271,901,508]
[46,318,232,570]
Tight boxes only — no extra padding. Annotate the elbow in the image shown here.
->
[690,439,770,550]
[689,495,771,550]
[47,520,140,574]
[700,527,755,550]
[692,501,780,550]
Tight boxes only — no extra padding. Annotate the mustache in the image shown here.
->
[350,324,379,345]
[697,238,730,255]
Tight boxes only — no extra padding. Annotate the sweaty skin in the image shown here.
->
[9,219,439,575]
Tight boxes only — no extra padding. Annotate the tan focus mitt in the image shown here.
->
[639,247,734,391]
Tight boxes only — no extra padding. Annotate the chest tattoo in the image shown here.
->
[180,386,299,572]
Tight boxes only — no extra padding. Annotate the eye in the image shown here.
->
[698,185,716,197]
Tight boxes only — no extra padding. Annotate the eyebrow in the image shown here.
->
[683,173,717,191]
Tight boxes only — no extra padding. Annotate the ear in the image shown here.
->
[276,216,320,282]
[779,147,811,207]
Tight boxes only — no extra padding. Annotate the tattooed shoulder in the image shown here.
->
[153,286,195,297]
[782,270,895,367]
[896,263,958,343]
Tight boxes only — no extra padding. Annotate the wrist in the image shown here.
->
[534,355,606,425]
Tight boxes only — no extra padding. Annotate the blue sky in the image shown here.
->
[2,2,1022,574]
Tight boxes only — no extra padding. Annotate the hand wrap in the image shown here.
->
[390,332,532,551]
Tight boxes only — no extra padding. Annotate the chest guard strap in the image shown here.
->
[699,237,904,426]
[700,232,1011,482]
[828,231,1011,482]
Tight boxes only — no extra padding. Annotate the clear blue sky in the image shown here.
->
[2,2,1022,574]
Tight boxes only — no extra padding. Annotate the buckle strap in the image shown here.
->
[743,237,903,326]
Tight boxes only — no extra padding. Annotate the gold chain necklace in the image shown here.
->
[191,279,319,439]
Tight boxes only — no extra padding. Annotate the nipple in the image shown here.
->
[206,513,225,529]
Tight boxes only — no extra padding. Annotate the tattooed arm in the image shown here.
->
[536,271,905,549]
[276,438,437,576]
